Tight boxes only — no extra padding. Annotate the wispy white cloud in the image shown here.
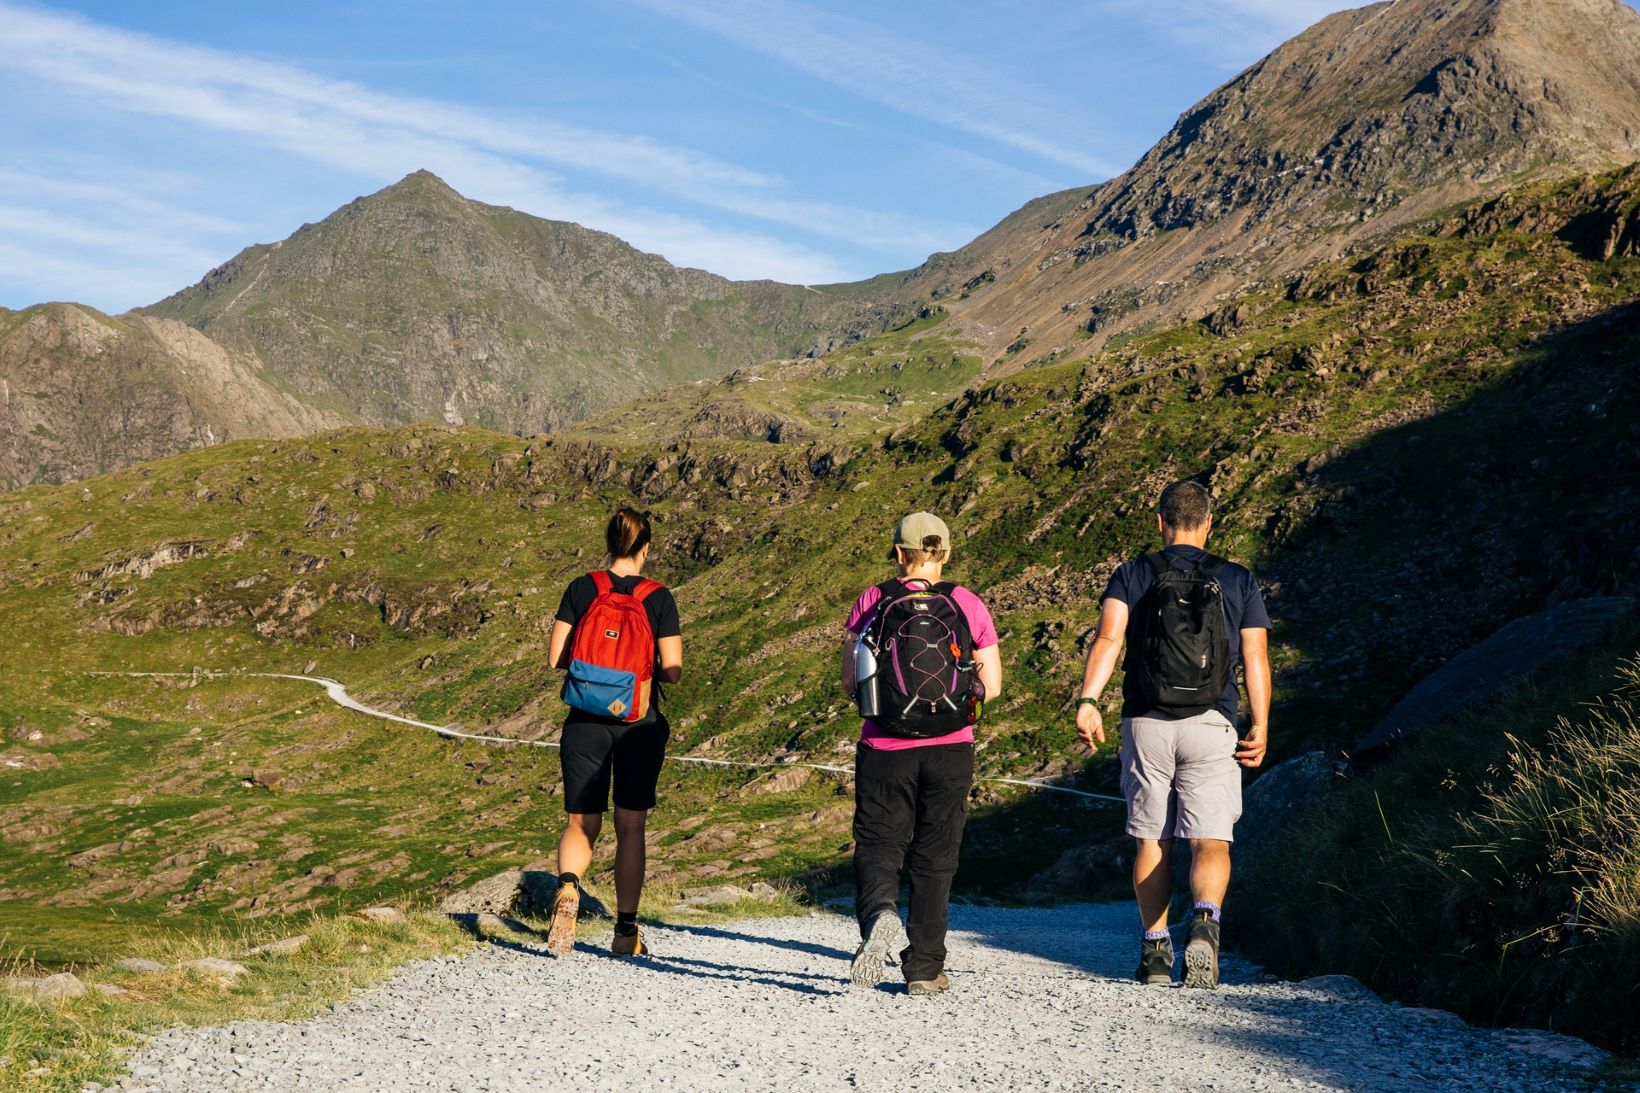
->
[625,0,1120,179]
[0,1,964,290]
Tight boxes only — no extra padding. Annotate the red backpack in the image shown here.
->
[562,571,661,722]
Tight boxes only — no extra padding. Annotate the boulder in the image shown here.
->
[1022,839,1129,901]
[351,906,405,924]
[1233,751,1342,871]
[113,957,167,975]
[246,934,310,957]
[181,958,248,979]
[439,868,609,920]
[29,973,87,1002]
[1357,596,1636,752]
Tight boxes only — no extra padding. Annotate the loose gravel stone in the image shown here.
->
[117,904,1608,1091]
[114,959,168,975]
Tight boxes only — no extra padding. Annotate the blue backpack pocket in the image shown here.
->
[564,658,638,719]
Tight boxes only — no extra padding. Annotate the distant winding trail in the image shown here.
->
[115,904,1609,1092]
[86,670,1125,803]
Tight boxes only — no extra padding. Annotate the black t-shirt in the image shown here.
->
[555,572,681,724]
[1101,545,1271,723]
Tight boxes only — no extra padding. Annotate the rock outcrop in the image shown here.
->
[1358,596,1637,752]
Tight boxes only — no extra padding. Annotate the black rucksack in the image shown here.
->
[864,579,980,738]
[1125,552,1230,717]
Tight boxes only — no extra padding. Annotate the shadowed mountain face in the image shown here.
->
[140,171,887,437]
[894,0,1640,362]
[0,304,347,489]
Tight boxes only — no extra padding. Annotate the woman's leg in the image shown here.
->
[612,807,648,914]
[557,812,603,878]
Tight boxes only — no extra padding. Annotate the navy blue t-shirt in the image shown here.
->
[1101,545,1271,723]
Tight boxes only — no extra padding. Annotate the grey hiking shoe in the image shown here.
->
[1137,937,1174,985]
[849,910,901,986]
[905,972,950,997]
[1183,910,1220,989]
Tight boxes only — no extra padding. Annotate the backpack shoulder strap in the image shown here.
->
[631,578,663,603]
[1196,554,1225,577]
[590,569,613,596]
[931,581,959,596]
[877,578,910,601]
[1142,552,1170,579]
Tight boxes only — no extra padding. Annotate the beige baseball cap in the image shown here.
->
[890,511,952,560]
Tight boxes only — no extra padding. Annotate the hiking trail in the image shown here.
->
[112,904,1608,1091]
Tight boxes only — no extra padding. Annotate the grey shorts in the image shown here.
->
[1119,709,1242,842]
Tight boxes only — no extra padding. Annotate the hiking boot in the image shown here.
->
[905,972,950,997]
[544,882,580,957]
[1183,911,1220,989]
[849,910,901,986]
[1137,937,1174,985]
[611,926,648,958]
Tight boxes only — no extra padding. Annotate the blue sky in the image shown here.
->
[0,0,1620,311]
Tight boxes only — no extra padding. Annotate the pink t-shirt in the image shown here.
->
[845,580,999,751]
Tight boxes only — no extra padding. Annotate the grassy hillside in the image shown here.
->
[1240,623,1640,1055]
[3,166,1639,1057]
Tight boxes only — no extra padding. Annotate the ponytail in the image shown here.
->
[605,507,651,561]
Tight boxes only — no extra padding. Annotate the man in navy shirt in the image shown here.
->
[1072,481,1271,989]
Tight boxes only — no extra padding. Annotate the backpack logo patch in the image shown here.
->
[604,629,620,639]
[607,698,627,716]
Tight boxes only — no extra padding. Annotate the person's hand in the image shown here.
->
[1236,724,1268,768]
[1075,701,1106,753]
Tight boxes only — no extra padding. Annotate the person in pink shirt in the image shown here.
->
[839,512,1002,995]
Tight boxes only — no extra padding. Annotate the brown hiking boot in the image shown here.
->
[545,882,580,957]
[905,973,950,997]
[611,926,648,957]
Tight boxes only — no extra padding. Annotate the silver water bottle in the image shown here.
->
[854,634,882,719]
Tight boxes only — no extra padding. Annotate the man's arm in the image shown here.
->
[1235,627,1270,768]
[1073,599,1128,752]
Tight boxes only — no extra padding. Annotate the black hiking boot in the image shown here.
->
[1183,910,1220,989]
[1136,937,1174,985]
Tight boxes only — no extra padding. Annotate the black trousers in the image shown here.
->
[852,741,974,982]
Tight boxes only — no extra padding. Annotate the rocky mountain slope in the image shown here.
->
[10,0,1638,494]
[0,304,347,490]
[887,0,1640,363]
[141,171,885,436]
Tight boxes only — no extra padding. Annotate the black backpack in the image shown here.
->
[864,579,980,738]
[1125,552,1230,717]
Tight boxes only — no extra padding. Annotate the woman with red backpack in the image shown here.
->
[544,508,682,958]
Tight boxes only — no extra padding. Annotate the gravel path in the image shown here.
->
[114,903,1613,1092]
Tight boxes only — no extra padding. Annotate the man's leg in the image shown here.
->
[1133,837,1173,933]
[902,743,974,987]
[1188,838,1230,909]
[1172,710,1241,987]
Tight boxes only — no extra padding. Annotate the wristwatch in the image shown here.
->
[1074,697,1100,710]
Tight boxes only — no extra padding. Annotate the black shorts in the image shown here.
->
[560,713,669,814]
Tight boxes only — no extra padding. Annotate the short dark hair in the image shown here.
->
[1157,480,1211,531]
[605,507,652,559]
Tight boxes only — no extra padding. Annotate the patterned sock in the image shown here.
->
[615,911,639,937]
[1143,928,1171,943]
[558,872,579,890]
[1193,900,1222,923]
